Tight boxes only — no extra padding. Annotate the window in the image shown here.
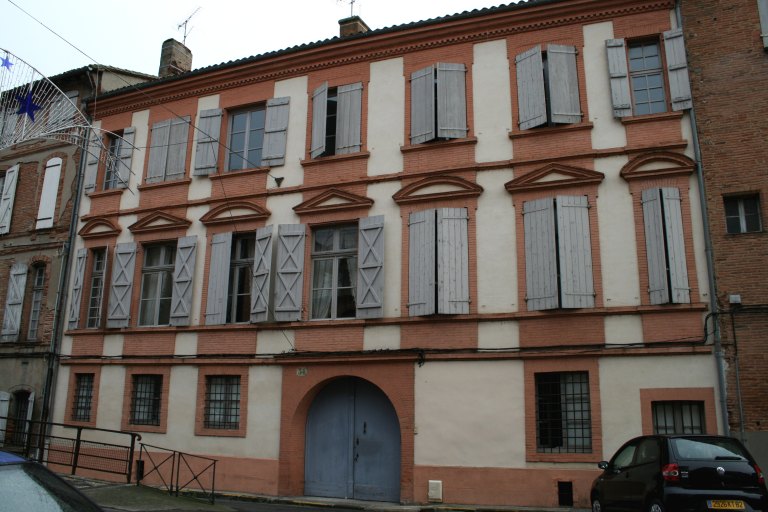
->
[310,82,362,157]
[204,376,240,429]
[0,164,19,235]
[146,116,190,183]
[71,373,94,422]
[26,265,45,340]
[86,249,107,328]
[760,0,768,49]
[653,401,704,434]
[311,225,357,320]
[138,243,176,326]
[641,188,690,304]
[410,63,467,144]
[628,41,666,115]
[408,208,469,316]
[130,375,162,426]
[523,196,595,311]
[227,106,265,171]
[725,195,762,234]
[227,235,255,323]
[515,44,581,129]
[535,372,591,453]
[104,133,126,189]
[83,128,135,192]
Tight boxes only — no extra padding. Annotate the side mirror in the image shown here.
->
[598,461,609,471]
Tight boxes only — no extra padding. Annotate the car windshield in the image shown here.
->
[671,437,750,461]
[0,462,102,512]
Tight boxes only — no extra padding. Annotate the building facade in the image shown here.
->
[52,0,720,507]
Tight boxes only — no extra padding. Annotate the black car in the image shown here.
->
[591,435,768,511]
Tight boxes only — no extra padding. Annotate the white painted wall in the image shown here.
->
[175,332,197,356]
[272,76,309,189]
[367,58,405,176]
[188,95,219,201]
[103,334,124,357]
[363,325,400,350]
[604,315,643,345]
[368,181,402,317]
[266,193,302,227]
[257,330,296,355]
[688,175,710,303]
[96,366,126,431]
[478,321,519,350]
[472,39,514,162]
[51,365,70,423]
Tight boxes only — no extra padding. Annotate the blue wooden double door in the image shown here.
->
[304,377,401,502]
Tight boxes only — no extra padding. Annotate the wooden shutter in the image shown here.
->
[436,63,468,139]
[410,65,435,144]
[336,83,363,154]
[166,116,190,180]
[0,391,9,444]
[193,108,222,175]
[106,243,136,328]
[661,187,690,304]
[83,129,101,192]
[262,97,290,166]
[408,209,436,316]
[642,188,670,304]
[310,83,328,158]
[47,90,78,129]
[547,44,582,124]
[205,232,232,325]
[170,236,197,326]
[356,216,384,319]
[759,0,768,48]
[516,46,547,130]
[274,224,305,322]
[1,262,28,341]
[250,225,274,323]
[68,248,87,330]
[147,119,171,183]
[436,208,470,314]
[116,127,135,188]
[0,164,19,234]
[663,29,693,111]
[36,157,62,229]
[523,198,558,311]
[556,195,595,309]
[605,39,633,117]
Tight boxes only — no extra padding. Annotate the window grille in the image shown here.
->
[204,376,240,429]
[27,266,45,340]
[653,401,704,434]
[130,375,162,425]
[536,372,592,453]
[72,373,94,421]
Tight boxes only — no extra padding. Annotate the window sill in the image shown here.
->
[301,151,370,169]
[527,451,596,463]
[87,188,124,199]
[208,167,270,181]
[508,122,593,140]
[400,137,477,154]
[137,178,192,191]
[195,428,246,438]
[620,110,683,125]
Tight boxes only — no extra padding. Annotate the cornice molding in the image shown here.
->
[294,188,374,215]
[199,200,271,226]
[128,211,191,234]
[505,163,605,194]
[620,151,695,181]
[393,175,483,205]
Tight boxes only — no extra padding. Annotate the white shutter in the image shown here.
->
[274,224,306,322]
[205,232,232,325]
[68,248,87,330]
[310,83,328,158]
[547,44,582,125]
[251,226,274,323]
[262,97,290,167]
[83,129,101,192]
[106,243,136,328]
[147,119,171,183]
[170,236,197,326]
[436,208,469,314]
[410,65,435,144]
[642,188,670,305]
[0,391,9,444]
[166,116,190,180]
[1,262,28,341]
[356,216,384,319]
[436,63,468,139]
[24,392,35,437]
[0,164,19,234]
[516,46,547,130]
[663,29,693,111]
[661,188,690,304]
[556,195,595,309]
[36,157,62,229]
[759,0,768,48]
[408,210,436,316]
[193,108,222,175]
[116,127,136,188]
[335,83,363,154]
[523,198,558,311]
[605,39,633,117]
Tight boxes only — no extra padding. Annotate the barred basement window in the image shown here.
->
[204,376,240,429]
[72,373,94,421]
[536,372,592,453]
[653,400,704,434]
[130,375,162,426]
[26,265,45,340]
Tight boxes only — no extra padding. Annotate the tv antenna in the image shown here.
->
[337,0,358,17]
[178,7,201,45]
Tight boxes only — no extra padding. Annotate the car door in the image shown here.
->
[600,439,640,511]
[624,437,662,510]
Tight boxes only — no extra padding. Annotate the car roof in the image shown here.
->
[0,451,26,464]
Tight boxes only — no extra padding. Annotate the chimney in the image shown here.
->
[158,38,192,78]
[339,16,370,37]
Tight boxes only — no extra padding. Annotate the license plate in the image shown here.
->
[707,500,745,510]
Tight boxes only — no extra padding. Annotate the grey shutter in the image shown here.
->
[516,46,547,130]
[166,116,190,180]
[205,232,232,325]
[193,108,222,175]
[523,198,558,311]
[759,0,768,48]
[547,44,582,124]
[116,127,135,188]
[68,248,87,330]
[310,83,328,158]
[408,210,436,316]
[0,164,19,234]
[274,224,305,322]
[0,391,9,444]
[23,392,35,437]
[436,208,469,314]
[147,119,171,183]
[556,195,595,309]
[642,188,670,304]
[661,187,690,304]
[170,236,197,326]
[410,65,435,144]
[356,216,384,319]
[436,63,468,139]
[36,158,62,229]
[83,129,101,192]
[262,97,290,167]
[336,83,363,154]
[663,29,693,111]
[606,39,633,118]
[1,262,28,341]
[251,225,274,323]
[106,242,136,328]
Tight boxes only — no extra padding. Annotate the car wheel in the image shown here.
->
[592,498,603,512]
[647,499,665,512]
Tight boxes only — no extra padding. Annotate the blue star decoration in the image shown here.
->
[1,56,12,70]
[16,92,42,122]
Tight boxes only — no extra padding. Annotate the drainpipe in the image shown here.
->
[674,1,730,436]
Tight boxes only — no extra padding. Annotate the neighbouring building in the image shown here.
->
[52,0,721,507]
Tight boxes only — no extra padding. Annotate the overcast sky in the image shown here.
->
[1,0,512,78]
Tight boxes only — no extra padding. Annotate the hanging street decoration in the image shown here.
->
[1,55,12,70]
[15,91,41,122]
